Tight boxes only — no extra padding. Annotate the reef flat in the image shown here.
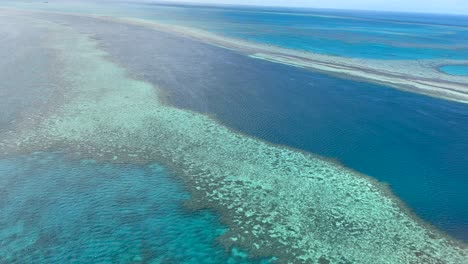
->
[25,10,468,241]
[84,15,468,104]
[1,153,260,263]
[1,10,466,263]
[4,7,468,103]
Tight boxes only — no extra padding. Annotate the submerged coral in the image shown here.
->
[1,12,467,264]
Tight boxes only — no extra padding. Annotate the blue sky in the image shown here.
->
[157,0,468,14]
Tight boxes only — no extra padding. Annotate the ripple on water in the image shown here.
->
[2,14,467,264]
[0,152,274,263]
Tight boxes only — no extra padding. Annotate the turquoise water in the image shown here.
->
[440,65,468,76]
[0,2,467,262]
[0,152,272,263]
[4,1,468,60]
[50,15,467,242]
[118,3,468,60]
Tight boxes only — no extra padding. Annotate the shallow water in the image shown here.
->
[45,15,468,242]
[0,152,272,263]
[4,1,468,60]
[0,17,58,133]
[440,65,468,76]
[85,2,468,60]
[0,4,467,263]
[0,15,274,262]
[3,18,463,262]
[120,3,468,60]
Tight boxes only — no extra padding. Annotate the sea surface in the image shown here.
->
[0,14,273,262]
[136,3,468,60]
[440,65,468,76]
[45,13,468,241]
[1,1,467,262]
[0,153,271,263]
[6,0,468,60]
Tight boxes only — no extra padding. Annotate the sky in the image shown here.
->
[155,0,468,15]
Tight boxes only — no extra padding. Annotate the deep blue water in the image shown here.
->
[168,59,468,241]
[7,1,468,60]
[50,15,468,242]
[0,4,467,262]
[117,2,468,60]
[0,153,272,263]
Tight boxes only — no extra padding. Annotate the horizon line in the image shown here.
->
[139,0,468,16]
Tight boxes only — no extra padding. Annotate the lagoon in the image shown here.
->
[0,4,467,263]
[46,14,468,241]
[440,65,468,76]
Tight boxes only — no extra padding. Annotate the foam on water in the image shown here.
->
[2,14,466,263]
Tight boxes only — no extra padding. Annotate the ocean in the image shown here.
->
[0,153,273,263]
[137,3,468,60]
[5,1,468,59]
[46,12,468,241]
[0,2,467,263]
